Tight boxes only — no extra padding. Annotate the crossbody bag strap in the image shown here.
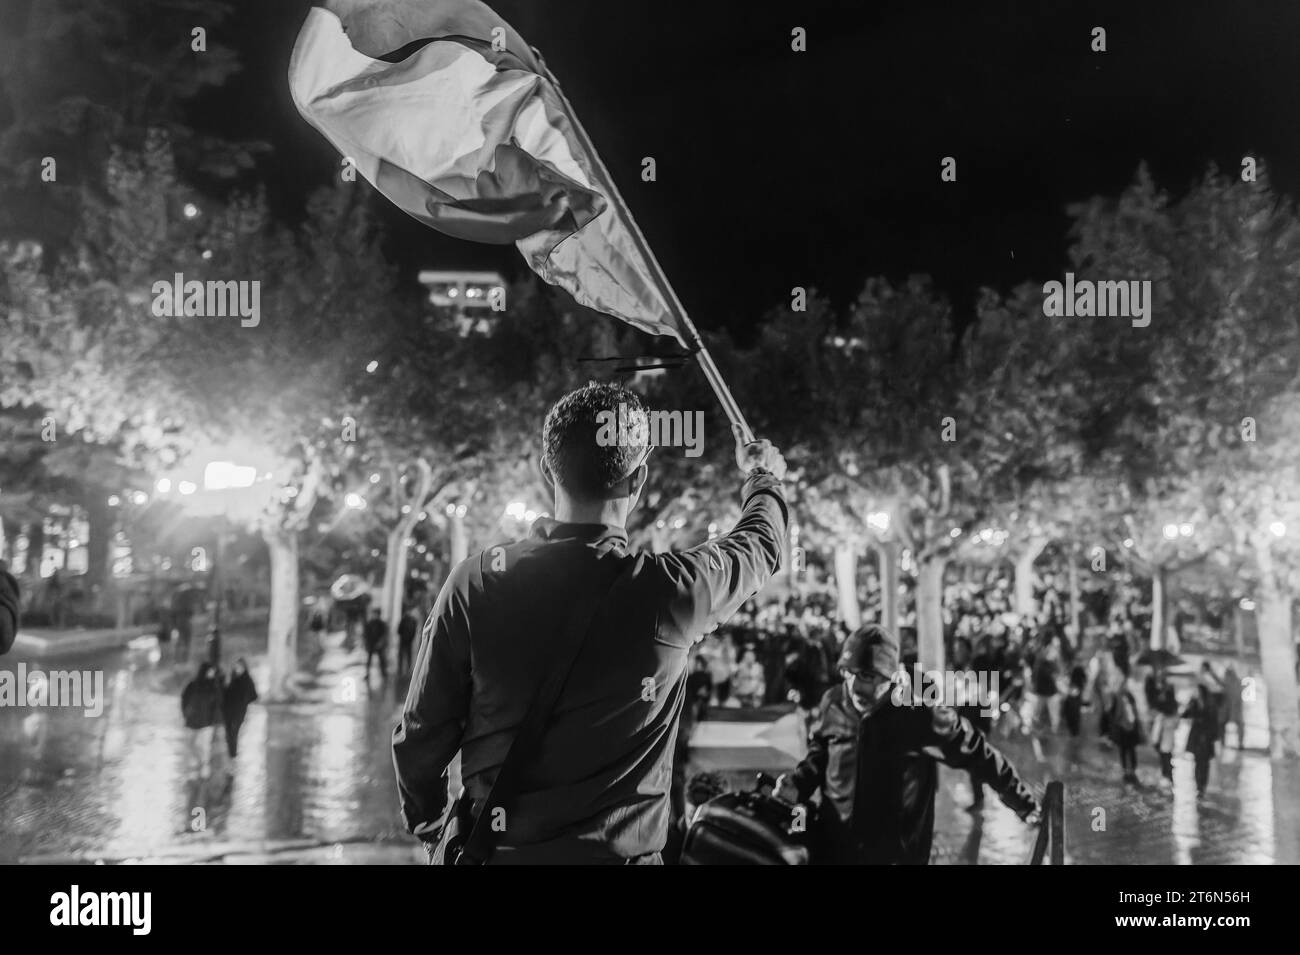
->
[459,558,622,864]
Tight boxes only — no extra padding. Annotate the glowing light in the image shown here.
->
[950,527,962,538]
[183,203,199,219]
[1178,523,1193,538]
[867,511,890,533]
[673,518,686,529]
[201,249,213,260]
[107,495,121,507]
[1122,538,1134,548]
[1269,521,1286,538]
[345,493,366,510]
[369,473,381,484]
[1240,598,1255,611]
[130,491,148,506]
[178,481,197,496]
[524,510,538,522]
[203,461,256,491]
[401,504,412,515]
[505,501,527,520]
[455,504,467,518]
[445,503,457,516]
[156,478,172,494]
[1162,524,1179,540]
[365,360,379,374]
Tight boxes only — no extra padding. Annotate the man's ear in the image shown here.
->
[629,463,648,498]
[537,455,555,497]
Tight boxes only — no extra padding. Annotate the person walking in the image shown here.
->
[397,608,419,678]
[1221,664,1245,749]
[1149,674,1179,791]
[181,662,225,777]
[1108,678,1144,786]
[393,382,788,865]
[222,657,259,761]
[775,625,1040,864]
[1183,685,1219,799]
[363,608,389,682]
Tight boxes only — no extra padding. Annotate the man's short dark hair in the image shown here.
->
[543,381,648,500]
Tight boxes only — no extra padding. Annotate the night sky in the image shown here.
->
[203,0,1300,337]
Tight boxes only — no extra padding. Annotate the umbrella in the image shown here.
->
[330,574,370,602]
[1136,648,1184,667]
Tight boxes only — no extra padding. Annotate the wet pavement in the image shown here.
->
[3,634,1298,864]
[930,720,1300,865]
[0,629,415,864]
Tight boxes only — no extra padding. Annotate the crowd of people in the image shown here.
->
[684,560,1248,805]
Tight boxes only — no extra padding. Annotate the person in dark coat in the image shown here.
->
[1108,681,1143,785]
[1183,685,1219,798]
[776,625,1040,864]
[363,608,389,681]
[0,566,20,656]
[181,662,225,775]
[222,657,259,759]
[396,609,419,678]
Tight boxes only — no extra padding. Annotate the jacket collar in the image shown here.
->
[530,517,628,548]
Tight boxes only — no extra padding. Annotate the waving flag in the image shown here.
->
[289,0,679,343]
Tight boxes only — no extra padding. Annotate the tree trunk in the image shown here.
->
[1234,603,1246,658]
[1013,538,1047,620]
[84,492,114,610]
[878,540,899,634]
[916,555,946,672]
[1150,565,1168,651]
[381,522,416,634]
[25,519,44,579]
[1068,555,1081,641]
[833,544,861,631]
[263,525,300,701]
[1257,579,1300,759]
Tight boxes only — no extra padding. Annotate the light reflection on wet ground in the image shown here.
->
[3,634,1297,864]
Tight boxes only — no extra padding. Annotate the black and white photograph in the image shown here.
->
[0,0,1295,926]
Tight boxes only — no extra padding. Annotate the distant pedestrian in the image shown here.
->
[685,654,713,723]
[363,608,389,681]
[181,662,224,776]
[1108,682,1143,786]
[222,658,259,760]
[1063,659,1087,737]
[1150,677,1179,790]
[397,609,419,678]
[732,647,765,707]
[1221,665,1244,749]
[1183,685,1219,798]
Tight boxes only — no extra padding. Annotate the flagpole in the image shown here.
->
[541,66,756,448]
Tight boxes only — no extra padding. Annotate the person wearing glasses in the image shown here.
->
[775,625,1040,864]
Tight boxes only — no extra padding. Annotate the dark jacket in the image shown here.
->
[181,671,224,730]
[397,613,419,644]
[392,470,787,864]
[1183,696,1218,758]
[0,570,19,655]
[223,671,259,726]
[363,617,389,651]
[791,682,1038,865]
